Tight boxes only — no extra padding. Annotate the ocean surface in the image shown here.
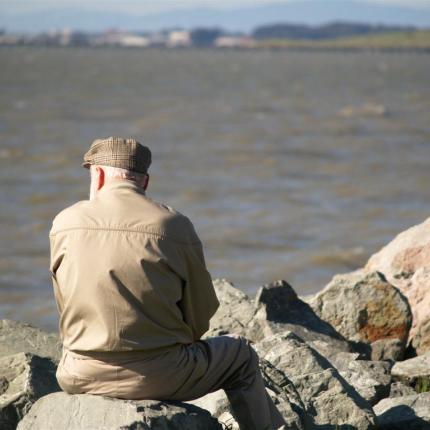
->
[0,47,429,331]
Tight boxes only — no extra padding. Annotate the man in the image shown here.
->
[49,137,286,430]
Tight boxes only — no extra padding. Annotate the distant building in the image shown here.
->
[91,31,148,47]
[0,33,26,45]
[117,35,149,47]
[166,30,191,48]
[56,30,89,46]
[214,36,256,48]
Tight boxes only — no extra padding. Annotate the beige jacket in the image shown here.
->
[49,180,219,353]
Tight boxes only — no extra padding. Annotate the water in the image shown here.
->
[1,47,429,331]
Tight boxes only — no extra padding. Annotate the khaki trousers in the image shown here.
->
[57,335,286,430]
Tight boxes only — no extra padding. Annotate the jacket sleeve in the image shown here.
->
[178,239,220,341]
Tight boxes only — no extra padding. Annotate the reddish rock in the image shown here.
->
[309,271,412,356]
[366,218,430,354]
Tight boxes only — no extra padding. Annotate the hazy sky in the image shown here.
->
[2,0,430,14]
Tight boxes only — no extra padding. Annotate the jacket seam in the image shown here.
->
[49,226,201,245]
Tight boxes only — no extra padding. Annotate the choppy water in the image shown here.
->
[0,47,429,331]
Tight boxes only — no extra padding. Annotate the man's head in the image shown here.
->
[83,137,151,199]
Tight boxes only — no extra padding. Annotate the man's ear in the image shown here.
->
[143,174,149,191]
[96,166,105,190]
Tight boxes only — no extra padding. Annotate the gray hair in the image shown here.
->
[99,165,147,181]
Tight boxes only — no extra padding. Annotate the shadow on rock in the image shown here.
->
[253,280,352,353]
[377,405,430,430]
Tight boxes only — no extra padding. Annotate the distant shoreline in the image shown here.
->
[1,45,429,54]
[1,29,429,52]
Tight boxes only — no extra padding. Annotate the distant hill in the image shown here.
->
[254,29,430,50]
[252,22,416,40]
[1,1,430,33]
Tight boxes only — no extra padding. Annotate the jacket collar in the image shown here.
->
[99,179,146,196]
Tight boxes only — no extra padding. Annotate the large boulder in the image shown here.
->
[365,218,430,354]
[250,280,351,351]
[366,218,430,280]
[309,270,412,359]
[0,319,61,361]
[0,352,60,430]
[254,331,377,429]
[17,392,223,430]
[391,352,430,391]
[374,392,430,429]
[403,268,430,355]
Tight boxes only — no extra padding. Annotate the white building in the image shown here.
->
[214,36,256,48]
[167,31,191,48]
[118,35,150,48]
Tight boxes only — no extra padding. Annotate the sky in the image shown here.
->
[1,0,429,31]
[1,0,429,14]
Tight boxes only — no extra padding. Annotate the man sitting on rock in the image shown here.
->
[49,137,286,430]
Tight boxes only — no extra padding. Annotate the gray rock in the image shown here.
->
[207,279,352,356]
[0,352,60,430]
[370,338,404,361]
[304,340,392,405]
[260,358,307,430]
[339,360,392,405]
[0,319,61,361]
[251,280,351,351]
[187,391,234,427]
[374,392,430,429]
[389,381,417,398]
[391,352,430,390]
[309,270,412,358]
[255,331,377,429]
[205,279,256,338]
[17,392,223,430]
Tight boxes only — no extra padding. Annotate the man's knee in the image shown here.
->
[235,335,260,367]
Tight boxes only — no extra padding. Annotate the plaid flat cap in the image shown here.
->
[82,137,151,174]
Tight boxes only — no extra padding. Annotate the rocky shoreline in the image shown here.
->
[1,218,430,429]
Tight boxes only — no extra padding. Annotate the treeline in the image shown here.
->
[252,22,415,40]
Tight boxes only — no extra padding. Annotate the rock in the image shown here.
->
[207,279,351,355]
[374,392,430,429]
[309,270,412,357]
[205,279,256,338]
[389,381,417,398]
[188,390,235,428]
[255,331,377,429]
[391,352,430,390]
[338,360,392,405]
[259,358,307,430]
[370,338,404,361]
[17,392,223,430]
[365,218,430,354]
[0,319,61,361]
[366,218,430,281]
[0,352,60,430]
[406,268,430,355]
[294,339,392,405]
[251,280,350,351]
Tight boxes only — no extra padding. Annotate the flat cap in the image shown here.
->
[82,137,151,174]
